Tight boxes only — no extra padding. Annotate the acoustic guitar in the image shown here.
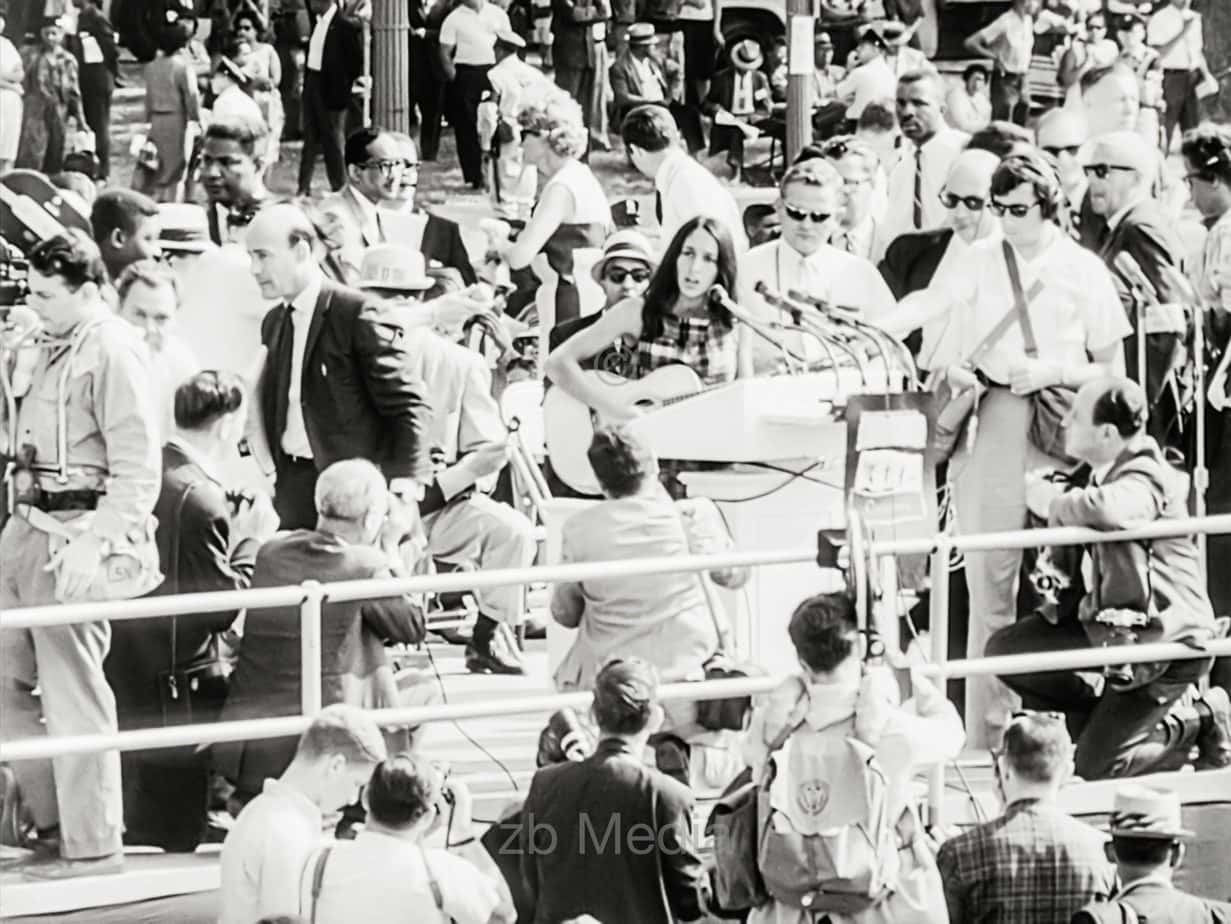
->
[543,365,705,496]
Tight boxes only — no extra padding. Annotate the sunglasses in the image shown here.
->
[939,191,986,211]
[988,199,1040,218]
[1042,144,1081,158]
[783,205,833,224]
[1084,163,1136,180]
[604,267,651,284]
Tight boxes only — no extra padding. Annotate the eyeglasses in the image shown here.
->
[402,160,421,172]
[1083,163,1137,180]
[1010,709,1066,723]
[783,205,833,224]
[939,191,986,211]
[1183,171,1209,187]
[1042,144,1081,158]
[363,159,405,173]
[604,267,651,284]
[988,199,1040,218]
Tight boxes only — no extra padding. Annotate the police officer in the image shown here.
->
[0,231,160,877]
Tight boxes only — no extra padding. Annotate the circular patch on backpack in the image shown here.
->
[797,780,830,816]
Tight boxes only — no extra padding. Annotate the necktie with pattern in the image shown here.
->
[912,146,924,229]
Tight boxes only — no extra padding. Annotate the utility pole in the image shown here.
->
[371,0,412,131]
[784,0,814,163]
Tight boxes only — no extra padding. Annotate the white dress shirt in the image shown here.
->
[900,229,1131,383]
[306,2,337,72]
[945,86,991,133]
[738,238,897,372]
[972,8,1062,74]
[281,270,324,459]
[1148,6,1203,71]
[440,3,510,66]
[630,53,666,102]
[879,127,969,258]
[835,55,896,120]
[654,146,748,252]
[915,228,1002,372]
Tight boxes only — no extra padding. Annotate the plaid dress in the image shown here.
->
[634,311,737,386]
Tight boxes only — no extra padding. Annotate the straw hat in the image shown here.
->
[627,22,656,46]
[730,39,763,71]
[157,203,215,254]
[1108,784,1193,840]
[357,244,433,292]
[591,230,656,283]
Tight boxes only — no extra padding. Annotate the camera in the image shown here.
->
[1029,548,1072,607]
[1093,608,1151,688]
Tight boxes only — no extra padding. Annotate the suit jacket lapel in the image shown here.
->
[303,282,332,377]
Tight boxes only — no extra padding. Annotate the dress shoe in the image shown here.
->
[1195,685,1231,769]
[465,617,525,675]
[23,852,124,880]
[520,613,547,641]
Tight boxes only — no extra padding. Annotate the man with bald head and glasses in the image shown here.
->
[737,157,896,373]
[938,710,1116,923]
[881,150,1131,749]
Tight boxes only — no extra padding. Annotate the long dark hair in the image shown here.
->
[639,215,737,341]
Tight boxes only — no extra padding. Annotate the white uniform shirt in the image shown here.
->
[218,779,325,924]
[1147,6,1203,71]
[654,146,748,252]
[487,53,554,117]
[738,239,897,372]
[281,270,324,459]
[306,2,337,72]
[971,8,1063,74]
[440,3,511,66]
[308,830,501,924]
[901,229,1131,383]
[879,127,969,257]
[835,54,896,120]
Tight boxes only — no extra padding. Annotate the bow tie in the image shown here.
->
[226,205,258,229]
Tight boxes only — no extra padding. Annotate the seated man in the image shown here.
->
[990,376,1231,779]
[357,244,537,676]
[303,754,514,924]
[219,704,387,924]
[213,459,428,801]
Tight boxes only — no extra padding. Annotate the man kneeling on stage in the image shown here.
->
[988,376,1231,779]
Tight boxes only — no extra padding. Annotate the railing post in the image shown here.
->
[927,538,950,830]
[300,581,324,717]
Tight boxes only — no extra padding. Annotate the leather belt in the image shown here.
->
[26,490,101,512]
[285,455,315,466]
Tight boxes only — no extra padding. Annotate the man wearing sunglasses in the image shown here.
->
[1035,108,1088,238]
[737,157,896,374]
[938,711,1116,922]
[1085,130,1188,449]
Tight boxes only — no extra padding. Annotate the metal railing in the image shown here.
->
[2,514,1230,824]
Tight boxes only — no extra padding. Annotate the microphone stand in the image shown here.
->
[753,280,866,385]
[788,289,918,391]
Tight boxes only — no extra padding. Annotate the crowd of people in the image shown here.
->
[1,0,1231,919]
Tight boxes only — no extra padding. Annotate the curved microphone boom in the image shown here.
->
[787,288,917,389]
[707,284,809,366]
[1112,253,1159,305]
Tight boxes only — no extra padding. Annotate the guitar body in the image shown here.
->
[544,365,705,496]
[0,170,92,255]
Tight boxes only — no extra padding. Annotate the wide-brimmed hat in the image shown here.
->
[495,28,525,49]
[1108,784,1193,841]
[591,229,656,283]
[814,30,834,48]
[730,38,763,71]
[627,22,656,46]
[859,20,905,49]
[357,243,433,292]
[158,203,215,254]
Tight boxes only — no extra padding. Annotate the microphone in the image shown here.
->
[708,284,809,365]
[1113,253,1158,305]
[786,289,862,322]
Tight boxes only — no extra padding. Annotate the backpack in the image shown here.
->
[757,725,897,915]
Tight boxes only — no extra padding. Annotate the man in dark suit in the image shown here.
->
[322,127,476,285]
[244,202,432,530]
[517,658,708,924]
[297,0,366,196]
[214,458,427,801]
[552,0,609,125]
[1073,784,1231,924]
[105,371,279,852]
[609,22,668,123]
[993,377,1229,779]
[702,39,773,179]
[1087,130,1189,449]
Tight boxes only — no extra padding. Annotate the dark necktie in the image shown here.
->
[654,190,663,224]
[912,147,924,229]
[272,304,296,448]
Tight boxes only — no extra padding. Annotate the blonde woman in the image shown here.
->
[502,89,611,343]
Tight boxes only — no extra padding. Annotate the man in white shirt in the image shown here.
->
[831,26,897,125]
[487,28,553,122]
[621,103,747,252]
[820,135,882,261]
[303,754,514,924]
[1147,0,1204,153]
[218,704,387,924]
[439,0,512,188]
[738,158,896,373]
[878,71,968,259]
[965,0,1069,125]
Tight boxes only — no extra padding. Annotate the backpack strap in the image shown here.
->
[421,845,444,911]
[299,844,333,924]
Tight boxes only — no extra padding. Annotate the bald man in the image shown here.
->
[245,203,432,530]
[1087,130,1188,448]
[879,148,1001,372]
[1035,108,1088,235]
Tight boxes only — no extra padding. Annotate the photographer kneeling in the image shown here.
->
[987,376,1231,779]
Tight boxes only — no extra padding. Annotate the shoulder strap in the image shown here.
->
[166,480,196,675]
[1002,239,1040,357]
[420,846,444,911]
[300,844,333,924]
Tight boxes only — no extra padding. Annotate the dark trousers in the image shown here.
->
[448,64,491,186]
[79,65,113,180]
[556,66,596,126]
[298,70,347,195]
[273,457,320,531]
[278,43,304,139]
[987,612,1211,780]
[1126,330,1185,451]
[991,68,1029,126]
[416,74,447,160]
[1162,68,1200,153]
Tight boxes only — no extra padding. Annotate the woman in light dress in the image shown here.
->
[232,9,284,174]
